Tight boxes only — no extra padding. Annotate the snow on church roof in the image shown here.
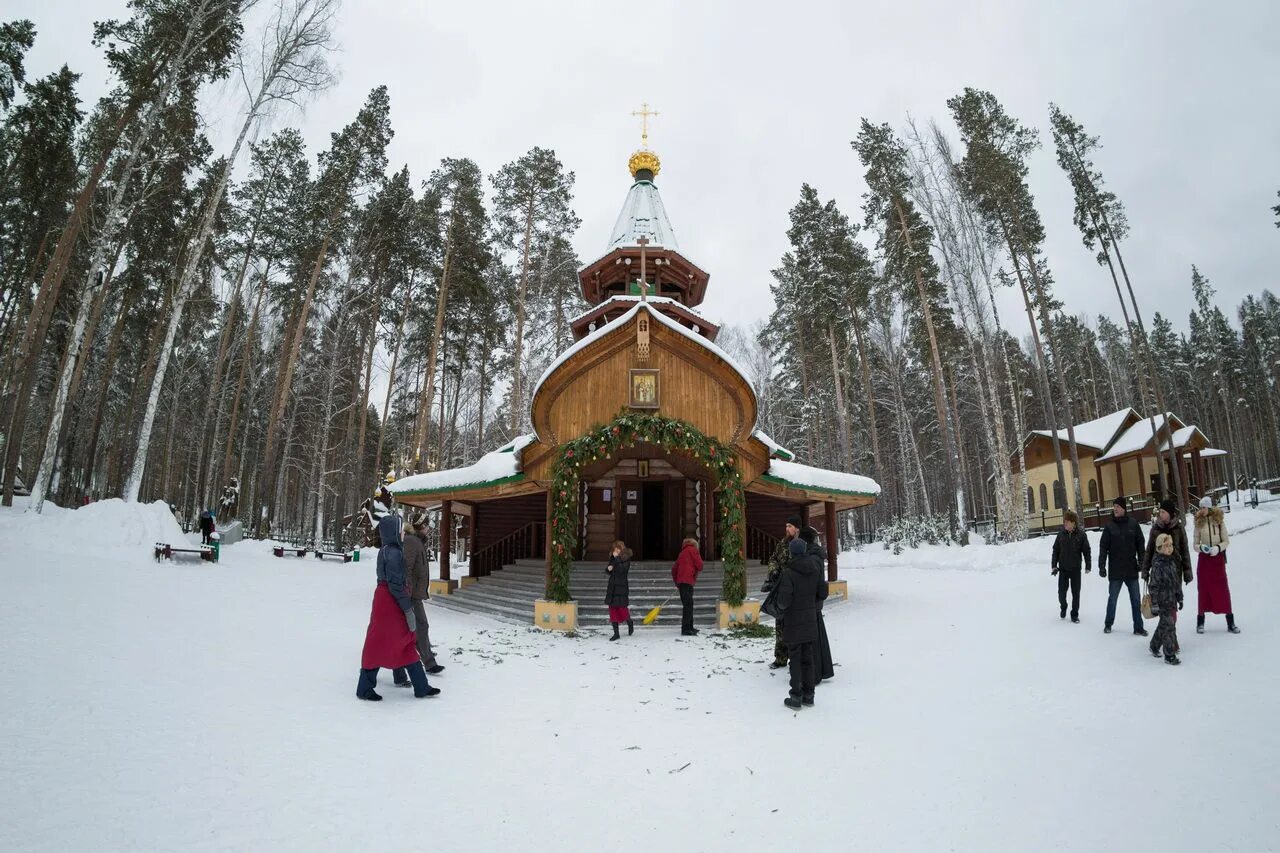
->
[390,435,536,496]
[566,294,705,327]
[607,179,679,251]
[530,302,757,428]
[761,459,881,498]
[1031,407,1136,451]
[752,429,795,462]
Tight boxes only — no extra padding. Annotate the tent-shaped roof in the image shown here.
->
[607,179,679,251]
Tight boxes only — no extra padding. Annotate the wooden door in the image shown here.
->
[663,479,685,559]
[618,480,643,556]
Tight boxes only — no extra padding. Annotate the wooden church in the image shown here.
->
[391,130,879,627]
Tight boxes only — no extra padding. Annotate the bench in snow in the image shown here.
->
[154,542,214,562]
[314,549,352,563]
[272,545,308,558]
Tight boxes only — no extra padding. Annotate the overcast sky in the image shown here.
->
[13,0,1280,342]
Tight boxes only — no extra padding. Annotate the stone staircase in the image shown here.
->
[428,558,770,629]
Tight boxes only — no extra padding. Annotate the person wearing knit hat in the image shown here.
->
[1144,497,1193,598]
[1193,495,1240,634]
[1100,492,1145,633]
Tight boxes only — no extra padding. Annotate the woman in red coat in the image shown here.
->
[671,537,703,636]
[356,514,440,701]
[1194,496,1240,634]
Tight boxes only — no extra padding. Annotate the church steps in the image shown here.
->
[427,559,768,627]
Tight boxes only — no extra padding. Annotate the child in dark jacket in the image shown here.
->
[1147,533,1184,665]
[1051,510,1091,623]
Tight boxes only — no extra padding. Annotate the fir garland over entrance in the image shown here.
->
[545,412,747,607]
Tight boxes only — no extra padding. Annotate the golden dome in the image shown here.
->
[628,149,661,179]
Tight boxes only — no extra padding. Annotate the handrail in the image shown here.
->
[468,521,546,577]
[745,525,780,565]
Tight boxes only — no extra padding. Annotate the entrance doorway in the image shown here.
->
[618,478,685,560]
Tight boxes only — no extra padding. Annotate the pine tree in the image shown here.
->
[948,88,1084,514]
[1049,103,1182,501]
[489,147,579,436]
[855,120,964,528]
[0,19,35,112]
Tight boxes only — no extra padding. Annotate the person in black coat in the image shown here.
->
[1051,509,1092,623]
[605,540,633,641]
[799,526,834,683]
[776,538,820,710]
[1098,496,1147,636]
[198,510,216,545]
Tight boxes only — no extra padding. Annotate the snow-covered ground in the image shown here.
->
[2,498,1277,852]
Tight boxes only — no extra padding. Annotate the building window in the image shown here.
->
[1053,480,1065,510]
[1026,486,1034,512]
[1088,479,1099,503]
[1039,484,1048,512]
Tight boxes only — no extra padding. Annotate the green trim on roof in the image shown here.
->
[770,447,796,462]
[395,472,526,498]
[757,473,877,499]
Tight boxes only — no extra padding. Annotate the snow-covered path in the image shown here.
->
[1,499,1277,852]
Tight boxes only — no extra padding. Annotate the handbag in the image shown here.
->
[762,584,782,619]
[1140,579,1157,620]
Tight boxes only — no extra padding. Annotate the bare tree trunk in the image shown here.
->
[827,323,852,470]
[411,213,457,469]
[508,192,537,435]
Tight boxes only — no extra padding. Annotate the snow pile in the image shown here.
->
[0,497,186,553]
[390,434,536,496]
[764,458,880,496]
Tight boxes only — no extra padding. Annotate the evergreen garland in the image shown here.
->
[545,411,747,606]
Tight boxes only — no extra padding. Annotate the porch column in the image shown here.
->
[440,499,452,581]
[469,504,481,578]
[1192,449,1205,500]
[1136,454,1147,500]
[1179,455,1191,510]
[823,500,838,582]
[544,490,554,594]
[1115,460,1125,500]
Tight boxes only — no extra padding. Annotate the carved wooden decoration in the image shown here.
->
[637,314,650,360]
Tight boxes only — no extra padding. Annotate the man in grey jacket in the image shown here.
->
[393,516,443,684]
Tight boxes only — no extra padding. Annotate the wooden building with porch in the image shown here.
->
[1013,407,1228,532]
[389,140,879,627]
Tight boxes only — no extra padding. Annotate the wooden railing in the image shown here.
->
[468,522,546,577]
[746,525,781,565]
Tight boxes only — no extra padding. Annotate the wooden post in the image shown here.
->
[823,500,838,582]
[1180,452,1191,509]
[1192,448,1205,500]
[544,489,554,594]
[1116,460,1125,500]
[1136,454,1147,500]
[469,503,481,577]
[440,499,452,581]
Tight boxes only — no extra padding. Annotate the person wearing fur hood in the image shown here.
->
[1194,496,1241,634]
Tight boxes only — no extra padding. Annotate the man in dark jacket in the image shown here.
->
[800,526,834,683]
[1099,496,1147,636]
[763,517,801,668]
[1144,498,1193,586]
[199,510,216,545]
[392,517,443,685]
[776,538,820,710]
[1051,509,1091,622]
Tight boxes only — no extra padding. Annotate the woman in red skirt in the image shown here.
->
[1194,496,1240,634]
[356,514,439,700]
[606,540,633,641]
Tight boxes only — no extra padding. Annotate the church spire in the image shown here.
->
[628,101,661,181]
